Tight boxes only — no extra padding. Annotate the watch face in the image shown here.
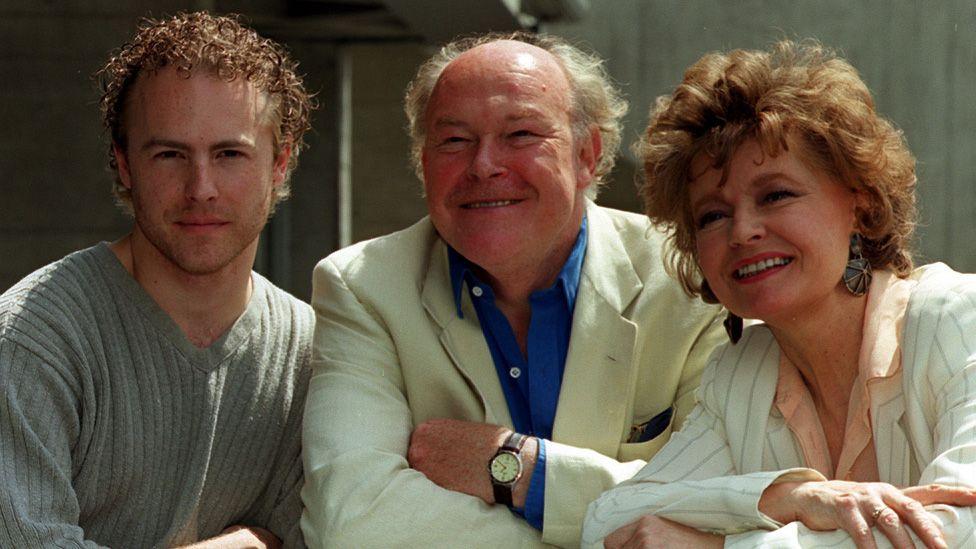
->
[490,451,520,483]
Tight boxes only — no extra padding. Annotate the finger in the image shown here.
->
[838,500,878,549]
[903,484,976,506]
[872,507,916,549]
[885,494,946,549]
[604,519,640,549]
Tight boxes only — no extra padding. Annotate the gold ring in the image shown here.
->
[871,507,886,521]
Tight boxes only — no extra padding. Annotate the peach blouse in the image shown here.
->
[773,271,915,482]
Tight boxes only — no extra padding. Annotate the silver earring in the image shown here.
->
[843,234,872,296]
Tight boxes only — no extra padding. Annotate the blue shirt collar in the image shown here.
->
[448,215,588,318]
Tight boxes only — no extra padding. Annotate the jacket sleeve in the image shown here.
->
[581,355,822,547]
[0,339,105,549]
[300,257,547,548]
[542,310,726,545]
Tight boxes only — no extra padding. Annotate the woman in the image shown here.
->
[582,41,976,548]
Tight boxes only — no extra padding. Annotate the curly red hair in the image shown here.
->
[638,40,917,300]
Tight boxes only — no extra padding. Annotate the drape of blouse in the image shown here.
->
[774,270,914,482]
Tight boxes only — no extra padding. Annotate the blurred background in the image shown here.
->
[2,0,973,300]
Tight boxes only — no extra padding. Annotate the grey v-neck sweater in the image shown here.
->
[0,243,312,548]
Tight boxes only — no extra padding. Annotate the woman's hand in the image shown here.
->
[760,481,976,548]
[603,515,723,549]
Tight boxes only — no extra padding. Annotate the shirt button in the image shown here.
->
[509,367,521,379]
[471,286,484,297]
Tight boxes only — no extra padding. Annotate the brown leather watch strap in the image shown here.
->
[490,432,527,507]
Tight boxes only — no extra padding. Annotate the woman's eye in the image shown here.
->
[697,211,725,229]
[764,189,796,203]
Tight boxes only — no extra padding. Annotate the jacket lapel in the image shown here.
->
[421,238,512,426]
[870,376,912,486]
[551,203,643,456]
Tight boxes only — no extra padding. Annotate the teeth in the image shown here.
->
[736,257,791,278]
[464,200,517,209]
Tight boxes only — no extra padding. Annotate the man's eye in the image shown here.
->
[436,136,469,150]
[155,150,181,159]
[511,130,534,137]
[696,211,725,229]
[218,150,244,159]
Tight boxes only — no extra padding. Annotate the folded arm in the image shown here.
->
[300,259,543,548]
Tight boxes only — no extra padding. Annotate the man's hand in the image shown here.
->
[604,515,723,549]
[175,525,281,548]
[408,418,538,507]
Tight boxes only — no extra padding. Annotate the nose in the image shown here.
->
[185,161,218,202]
[729,210,764,247]
[467,139,506,181]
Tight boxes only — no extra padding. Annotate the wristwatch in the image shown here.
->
[488,431,527,507]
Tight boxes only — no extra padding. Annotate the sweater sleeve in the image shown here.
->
[0,337,104,548]
[243,357,311,549]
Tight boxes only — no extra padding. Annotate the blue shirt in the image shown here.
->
[448,217,587,531]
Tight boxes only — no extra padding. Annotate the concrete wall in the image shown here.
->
[347,42,431,243]
[3,1,974,298]
[0,2,191,291]
[545,0,976,272]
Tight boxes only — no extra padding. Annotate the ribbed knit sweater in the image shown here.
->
[0,243,313,548]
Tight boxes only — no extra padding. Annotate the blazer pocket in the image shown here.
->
[618,423,674,462]
[619,407,675,462]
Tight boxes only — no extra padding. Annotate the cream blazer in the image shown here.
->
[301,201,724,548]
[583,263,976,548]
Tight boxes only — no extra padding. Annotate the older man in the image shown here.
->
[301,33,723,547]
[0,12,314,548]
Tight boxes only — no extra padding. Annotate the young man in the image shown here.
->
[0,12,314,548]
[301,33,725,547]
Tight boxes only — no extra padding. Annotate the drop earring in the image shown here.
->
[723,312,743,344]
[702,280,742,344]
[843,233,872,296]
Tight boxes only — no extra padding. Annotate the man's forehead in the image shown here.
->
[127,66,273,115]
[441,40,566,86]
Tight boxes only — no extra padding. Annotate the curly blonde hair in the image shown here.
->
[96,11,315,214]
[638,39,917,300]
[404,31,627,195]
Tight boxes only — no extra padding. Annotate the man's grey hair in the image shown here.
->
[404,32,627,197]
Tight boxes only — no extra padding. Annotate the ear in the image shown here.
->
[272,143,292,188]
[850,187,868,232]
[576,125,602,190]
[113,142,133,189]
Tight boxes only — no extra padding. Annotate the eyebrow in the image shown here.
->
[690,170,798,212]
[431,110,547,128]
[141,138,256,152]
